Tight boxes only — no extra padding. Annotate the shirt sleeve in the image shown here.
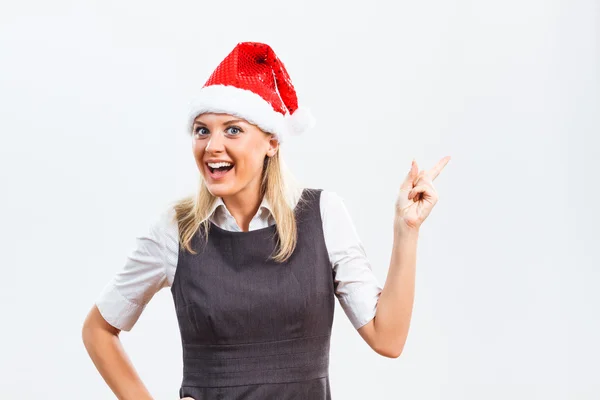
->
[95,206,178,331]
[320,190,384,330]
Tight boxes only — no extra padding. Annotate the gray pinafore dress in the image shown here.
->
[171,188,335,399]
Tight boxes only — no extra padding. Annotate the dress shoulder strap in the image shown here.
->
[294,187,323,222]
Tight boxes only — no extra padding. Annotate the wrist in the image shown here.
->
[393,218,420,238]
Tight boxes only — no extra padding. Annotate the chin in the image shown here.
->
[204,181,238,198]
[205,184,229,197]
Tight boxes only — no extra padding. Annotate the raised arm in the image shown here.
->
[362,157,450,357]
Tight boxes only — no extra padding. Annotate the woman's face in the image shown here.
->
[191,113,279,199]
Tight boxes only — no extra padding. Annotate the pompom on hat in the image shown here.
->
[188,42,315,143]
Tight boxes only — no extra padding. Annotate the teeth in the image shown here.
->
[208,162,232,168]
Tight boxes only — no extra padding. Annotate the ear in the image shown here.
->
[266,135,279,157]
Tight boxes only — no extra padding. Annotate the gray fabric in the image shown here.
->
[171,188,335,399]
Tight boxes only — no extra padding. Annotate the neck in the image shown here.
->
[221,183,264,232]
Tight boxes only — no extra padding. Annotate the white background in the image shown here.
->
[1,0,598,398]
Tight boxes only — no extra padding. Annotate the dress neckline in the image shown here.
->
[207,188,307,236]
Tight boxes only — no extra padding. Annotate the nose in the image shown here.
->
[204,131,226,153]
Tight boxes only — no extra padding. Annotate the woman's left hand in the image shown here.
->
[395,156,451,232]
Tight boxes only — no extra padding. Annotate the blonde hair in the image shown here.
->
[171,147,303,263]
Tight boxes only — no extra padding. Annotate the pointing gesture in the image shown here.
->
[395,156,451,231]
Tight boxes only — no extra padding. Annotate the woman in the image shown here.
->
[82,41,450,399]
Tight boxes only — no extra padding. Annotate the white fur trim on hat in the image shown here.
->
[188,84,289,142]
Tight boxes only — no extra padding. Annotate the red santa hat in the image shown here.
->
[188,42,315,143]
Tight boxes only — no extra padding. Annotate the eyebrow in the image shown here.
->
[193,119,245,126]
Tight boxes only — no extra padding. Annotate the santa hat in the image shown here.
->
[188,42,315,143]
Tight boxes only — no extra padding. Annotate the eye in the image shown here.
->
[193,126,209,138]
[225,126,243,136]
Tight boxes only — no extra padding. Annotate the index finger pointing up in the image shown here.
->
[428,156,451,180]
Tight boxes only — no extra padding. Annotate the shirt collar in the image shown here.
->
[204,194,274,222]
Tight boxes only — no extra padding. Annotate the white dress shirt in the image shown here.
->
[95,189,383,332]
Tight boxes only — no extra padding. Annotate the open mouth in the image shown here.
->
[206,162,234,179]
